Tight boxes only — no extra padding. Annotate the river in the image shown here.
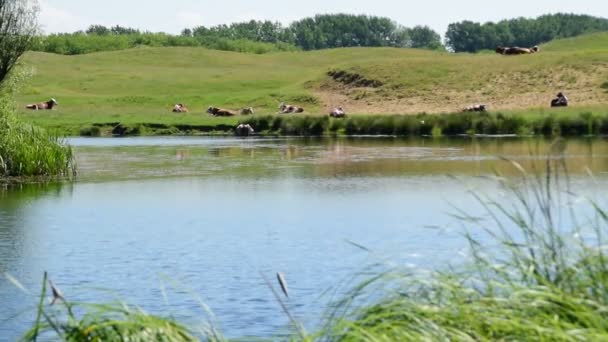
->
[1,136,607,339]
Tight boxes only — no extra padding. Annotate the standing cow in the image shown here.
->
[235,124,255,136]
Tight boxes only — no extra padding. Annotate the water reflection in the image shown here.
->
[66,137,608,182]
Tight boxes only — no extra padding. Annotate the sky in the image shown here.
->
[39,0,608,37]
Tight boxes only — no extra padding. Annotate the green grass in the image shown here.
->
[21,272,203,342]
[14,32,608,135]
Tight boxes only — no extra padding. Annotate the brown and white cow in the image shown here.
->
[329,107,346,118]
[240,107,255,115]
[278,102,304,114]
[207,106,236,116]
[26,98,58,110]
[462,104,487,112]
[172,104,189,113]
[496,45,539,55]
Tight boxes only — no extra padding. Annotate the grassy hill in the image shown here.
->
[15,33,608,134]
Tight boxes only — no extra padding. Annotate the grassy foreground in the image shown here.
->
[14,32,608,136]
[17,148,608,341]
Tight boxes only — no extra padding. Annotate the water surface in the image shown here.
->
[1,137,607,339]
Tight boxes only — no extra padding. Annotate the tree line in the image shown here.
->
[32,13,608,55]
[446,13,608,52]
[183,14,442,50]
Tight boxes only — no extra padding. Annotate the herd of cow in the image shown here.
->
[462,92,569,114]
[172,102,347,118]
[24,44,570,136]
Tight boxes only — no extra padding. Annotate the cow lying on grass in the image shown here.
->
[496,46,539,55]
[462,104,487,112]
[240,107,255,115]
[26,98,58,110]
[207,106,236,116]
[279,102,304,114]
[172,104,188,113]
[551,92,569,107]
[329,107,346,118]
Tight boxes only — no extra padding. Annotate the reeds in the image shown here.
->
[21,273,201,342]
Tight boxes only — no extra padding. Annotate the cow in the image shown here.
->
[278,102,304,114]
[550,92,568,107]
[240,107,255,115]
[496,45,539,55]
[207,106,236,116]
[172,103,189,113]
[235,123,255,136]
[462,104,487,112]
[329,107,346,118]
[26,98,58,110]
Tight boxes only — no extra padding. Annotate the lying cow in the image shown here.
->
[329,107,346,118]
[279,102,304,114]
[172,103,189,113]
[551,92,568,107]
[462,104,487,112]
[235,124,255,136]
[495,45,539,55]
[26,98,58,110]
[207,106,236,116]
[240,107,255,115]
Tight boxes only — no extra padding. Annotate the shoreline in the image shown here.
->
[31,110,608,138]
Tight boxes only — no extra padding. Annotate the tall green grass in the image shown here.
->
[20,273,202,342]
[0,97,75,179]
[241,111,608,137]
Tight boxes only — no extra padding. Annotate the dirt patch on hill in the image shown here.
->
[327,69,383,88]
[316,64,608,114]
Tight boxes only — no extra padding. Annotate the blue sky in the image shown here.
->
[39,0,608,36]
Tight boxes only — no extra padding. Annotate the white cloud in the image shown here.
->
[230,12,264,23]
[175,11,205,29]
[38,0,89,33]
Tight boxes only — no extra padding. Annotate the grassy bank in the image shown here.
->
[15,32,608,122]
[42,107,608,137]
[243,108,608,137]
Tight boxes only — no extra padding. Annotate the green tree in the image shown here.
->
[409,25,442,49]
[86,25,110,35]
[445,21,485,52]
[446,13,608,52]
[0,0,38,85]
